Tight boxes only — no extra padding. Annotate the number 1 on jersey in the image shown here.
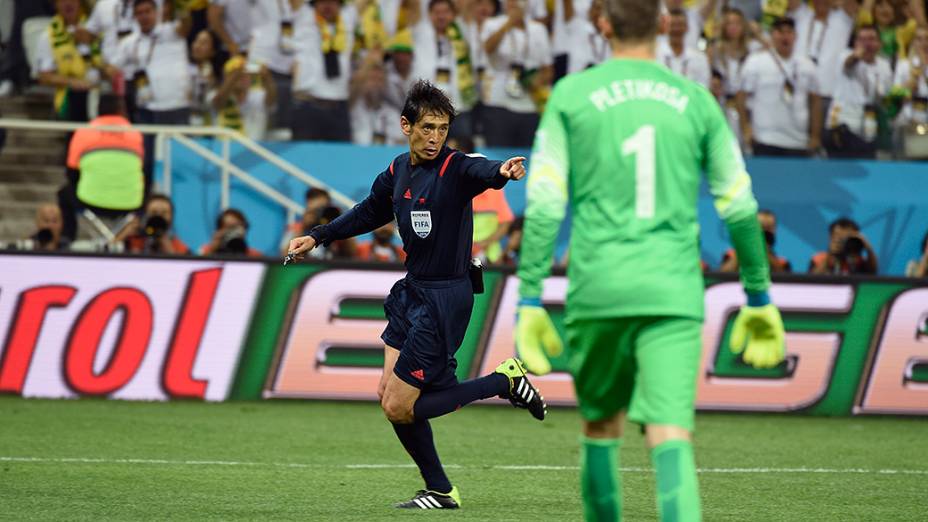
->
[621,125,656,219]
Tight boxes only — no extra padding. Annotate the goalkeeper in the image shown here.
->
[514,1,786,521]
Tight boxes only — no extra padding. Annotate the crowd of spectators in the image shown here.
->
[2,0,928,157]
[1,0,927,276]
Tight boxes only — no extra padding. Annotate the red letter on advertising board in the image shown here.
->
[64,288,153,395]
[161,268,221,399]
[0,286,77,393]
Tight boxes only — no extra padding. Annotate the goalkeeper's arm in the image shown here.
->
[703,87,783,369]
[514,85,569,375]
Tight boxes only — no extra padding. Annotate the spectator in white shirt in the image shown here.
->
[207,0,254,57]
[457,0,496,140]
[708,7,761,99]
[481,0,553,147]
[34,0,104,122]
[248,0,303,130]
[213,57,277,141]
[565,0,608,75]
[824,25,892,159]
[893,26,928,126]
[108,0,192,193]
[528,0,588,81]
[707,7,762,146]
[85,0,164,65]
[412,0,479,139]
[291,0,357,141]
[738,17,822,157]
[657,8,711,88]
[350,59,406,145]
[459,0,496,87]
[801,0,858,100]
[659,0,717,51]
[189,29,220,126]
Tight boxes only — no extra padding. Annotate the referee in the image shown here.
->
[287,80,547,510]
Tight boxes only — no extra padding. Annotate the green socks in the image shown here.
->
[580,437,701,521]
[580,436,621,522]
[651,440,701,522]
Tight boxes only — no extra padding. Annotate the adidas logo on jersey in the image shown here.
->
[403,189,412,199]
[410,369,425,381]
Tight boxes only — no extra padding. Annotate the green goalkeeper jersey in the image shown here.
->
[518,58,770,322]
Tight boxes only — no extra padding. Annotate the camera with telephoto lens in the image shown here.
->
[143,215,168,239]
[218,226,248,254]
[839,236,865,259]
[35,228,54,247]
[763,230,776,248]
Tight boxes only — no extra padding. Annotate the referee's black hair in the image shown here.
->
[134,0,157,9]
[401,80,456,125]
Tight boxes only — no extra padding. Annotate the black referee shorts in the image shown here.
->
[381,275,474,391]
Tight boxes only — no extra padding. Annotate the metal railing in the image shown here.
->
[0,118,356,226]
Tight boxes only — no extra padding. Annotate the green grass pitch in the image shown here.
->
[1,397,926,521]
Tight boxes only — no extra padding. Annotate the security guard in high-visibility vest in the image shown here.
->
[60,94,144,240]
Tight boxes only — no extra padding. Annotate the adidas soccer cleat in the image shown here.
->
[395,487,461,509]
[495,357,547,421]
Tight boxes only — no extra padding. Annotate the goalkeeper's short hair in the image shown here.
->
[604,0,660,43]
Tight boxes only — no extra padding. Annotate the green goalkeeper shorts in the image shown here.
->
[565,316,702,432]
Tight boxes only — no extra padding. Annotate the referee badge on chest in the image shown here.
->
[411,210,432,238]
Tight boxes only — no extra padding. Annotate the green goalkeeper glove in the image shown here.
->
[729,294,785,369]
[515,299,564,376]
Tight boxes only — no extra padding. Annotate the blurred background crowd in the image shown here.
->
[0,0,926,277]
[6,0,928,155]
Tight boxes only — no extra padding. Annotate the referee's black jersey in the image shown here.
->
[309,147,507,279]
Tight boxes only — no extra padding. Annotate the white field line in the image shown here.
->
[1,456,927,476]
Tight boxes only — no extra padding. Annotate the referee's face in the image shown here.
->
[405,112,450,164]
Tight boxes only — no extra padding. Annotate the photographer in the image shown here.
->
[720,209,792,273]
[808,217,878,275]
[280,187,331,253]
[300,205,356,260]
[11,204,71,252]
[199,208,261,257]
[355,222,406,262]
[115,194,190,255]
[905,230,928,278]
[823,25,892,159]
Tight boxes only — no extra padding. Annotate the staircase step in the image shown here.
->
[0,164,65,184]
[0,93,56,112]
[0,108,56,120]
[0,145,66,166]
[0,182,59,203]
[5,129,69,148]
[0,217,35,244]
[0,200,37,220]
